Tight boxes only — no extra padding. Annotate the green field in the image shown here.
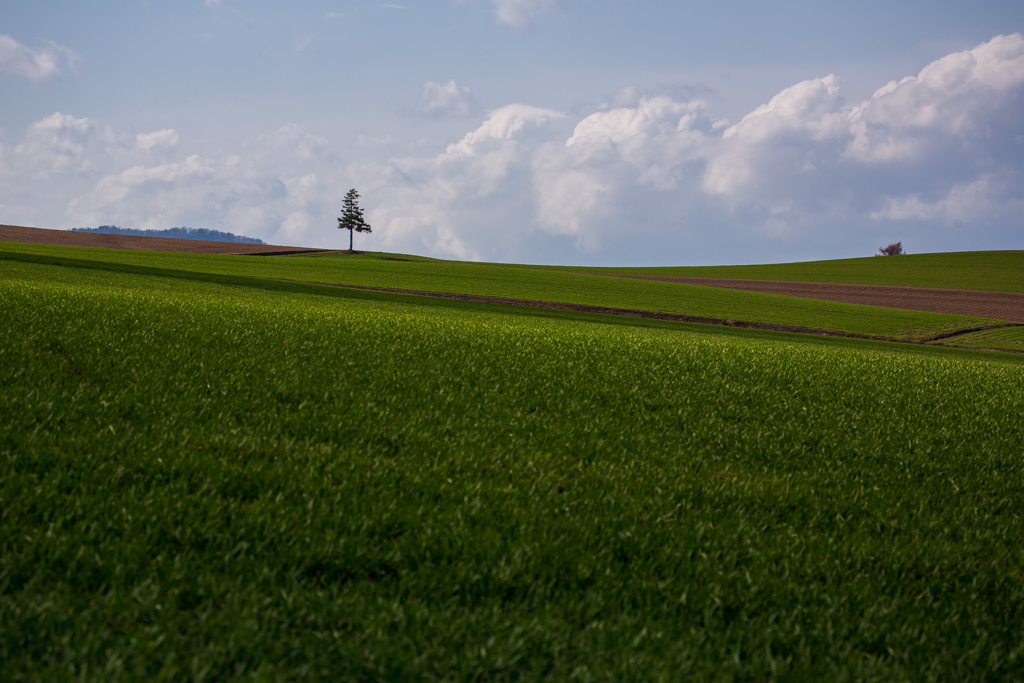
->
[2,245,1024,680]
[0,242,1012,342]
[943,325,1024,352]
[576,250,1024,293]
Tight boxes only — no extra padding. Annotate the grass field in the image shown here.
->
[2,248,1024,680]
[944,326,1024,352]
[0,242,1010,342]
[575,251,1024,293]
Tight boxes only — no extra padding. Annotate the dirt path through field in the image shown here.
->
[592,274,1024,323]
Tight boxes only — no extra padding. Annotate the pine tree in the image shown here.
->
[338,188,372,252]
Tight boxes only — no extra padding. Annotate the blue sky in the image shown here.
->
[2,1,1023,265]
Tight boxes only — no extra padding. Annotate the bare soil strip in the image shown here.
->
[593,274,1024,323]
[0,224,328,256]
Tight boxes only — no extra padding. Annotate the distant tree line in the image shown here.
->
[71,225,265,245]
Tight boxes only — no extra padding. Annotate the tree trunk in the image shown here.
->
[349,228,353,252]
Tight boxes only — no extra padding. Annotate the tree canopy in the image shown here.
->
[878,241,904,256]
[338,189,372,252]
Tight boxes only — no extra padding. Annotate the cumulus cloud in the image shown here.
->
[703,74,847,197]
[5,35,1023,263]
[366,104,566,259]
[491,0,560,28]
[522,97,716,250]
[0,110,342,245]
[0,114,205,230]
[871,174,1024,224]
[443,103,564,157]
[58,124,346,245]
[0,34,78,82]
[411,80,477,118]
[10,115,182,180]
[65,151,310,242]
[364,34,1024,261]
[845,33,1024,166]
[14,112,97,176]
[566,97,712,186]
[136,129,179,151]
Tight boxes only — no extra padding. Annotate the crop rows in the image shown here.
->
[946,325,1024,352]
[2,259,1024,680]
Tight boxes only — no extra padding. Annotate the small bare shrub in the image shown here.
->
[878,241,904,256]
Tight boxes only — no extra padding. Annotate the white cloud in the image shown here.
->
[66,152,288,238]
[442,104,564,159]
[871,174,1024,225]
[491,0,560,28]
[55,124,345,245]
[4,35,1023,262]
[10,115,186,181]
[366,104,566,259]
[14,112,96,176]
[0,34,77,82]
[413,80,477,118]
[0,114,203,227]
[530,143,613,248]
[523,97,717,251]
[41,39,81,73]
[136,129,179,151]
[845,33,1024,164]
[689,34,1024,241]
[703,74,847,197]
[566,96,712,188]
[365,35,1024,260]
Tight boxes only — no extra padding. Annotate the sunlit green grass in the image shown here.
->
[3,259,1024,680]
[0,242,1006,341]
[945,325,1024,352]
[572,251,1024,293]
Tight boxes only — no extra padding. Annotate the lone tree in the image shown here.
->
[878,241,904,256]
[338,188,372,252]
